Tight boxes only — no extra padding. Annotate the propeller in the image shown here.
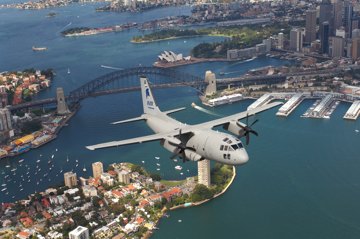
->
[236,114,259,145]
[169,129,188,163]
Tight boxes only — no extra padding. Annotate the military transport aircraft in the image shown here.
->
[86,77,282,166]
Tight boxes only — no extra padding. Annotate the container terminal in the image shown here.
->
[343,100,360,120]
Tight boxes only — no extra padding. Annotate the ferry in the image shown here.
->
[32,46,48,51]
[175,165,182,170]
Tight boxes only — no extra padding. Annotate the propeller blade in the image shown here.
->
[246,133,250,145]
[250,119,259,127]
[249,130,258,136]
[246,113,249,125]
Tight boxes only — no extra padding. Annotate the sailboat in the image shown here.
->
[67,68,71,74]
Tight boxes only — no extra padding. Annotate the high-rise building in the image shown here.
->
[0,108,12,132]
[92,162,103,179]
[117,170,130,184]
[352,29,360,39]
[351,37,360,60]
[277,32,284,49]
[320,22,330,54]
[69,226,89,239]
[290,28,303,52]
[352,18,360,32]
[330,36,345,57]
[305,9,317,43]
[319,0,333,36]
[344,2,353,38]
[333,0,344,33]
[198,159,210,187]
[64,172,77,188]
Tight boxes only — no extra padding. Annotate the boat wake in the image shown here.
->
[191,102,221,117]
[100,65,123,70]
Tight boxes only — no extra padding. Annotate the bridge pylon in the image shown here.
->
[56,87,70,115]
[204,70,217,96]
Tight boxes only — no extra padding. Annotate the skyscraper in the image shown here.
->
[64,172,77,188]
[305,9,317,44]
[319,0,333,36]
[352,37,360,60]
[330,36,345,58]
[333,0,344,33]
[290,28,303,52]
[92,162,103,179]
[320,22,330,54]
[277,32,284,49]
[198,159,210,187]
[344,2,353,38]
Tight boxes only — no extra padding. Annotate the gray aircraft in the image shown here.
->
[86,77,282,166]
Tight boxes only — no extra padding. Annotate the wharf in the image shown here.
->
[302,95,340,119]
[247,93,274,111]
[344,100,360,120]
[276,93,305,117]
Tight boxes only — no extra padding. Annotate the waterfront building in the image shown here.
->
[344,2,353,38]
[305,9,317,44]
[64,172,77,188]
[92,161,103,179]
[69,226,89,239]
[290,28,303,52]
[320,22,330,54]
[197,159,210,187]
[311,95,333,117]
[204,70,217,96]
[117,170,130,184]
[319,0,333,36]
[277,32,284,49]
[330,36,345,58]
[351,37,360,60]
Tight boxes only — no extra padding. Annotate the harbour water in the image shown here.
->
[1,4,360,239]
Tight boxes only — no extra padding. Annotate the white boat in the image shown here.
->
[173,159,178,162]
[178,219,182,223]
[76,159,78,163]
[157,168,160,171]
[36,160,40,163]
[51,154,54,159]
[1,183,6,187]
[11,168,16,172]
[76,164,79,167]
[141,161,145,164]
[180,172,183,175]
[83,165,86,172]
[155,156,160,160]
[55,148,58,152]
[20,188,23,191]
[175,165,182,170]
[156,163,161,167]
[67,68,71,74]
[19,159,24,163]
[1,188,6,191]
[5,165,10,168]
[66,156,69,162]
[355,129,359,133]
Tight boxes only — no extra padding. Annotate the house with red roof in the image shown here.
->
[16,231,31,239]
[20,217,33,227]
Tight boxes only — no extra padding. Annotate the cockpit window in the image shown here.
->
[231,143,243,150]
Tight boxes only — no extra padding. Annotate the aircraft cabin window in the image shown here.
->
[220,145,224,150]
[223,137,229,142]
[228,140,232,144]
[224,145,228,151]
[223,154,227,159]
[227,154,231,159]
[238,143,243,148]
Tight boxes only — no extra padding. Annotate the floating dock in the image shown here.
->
[344,100,360,120]
[276,93,304,117]
[247,93,273,110]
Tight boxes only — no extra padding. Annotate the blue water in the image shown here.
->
[1,5,360,239]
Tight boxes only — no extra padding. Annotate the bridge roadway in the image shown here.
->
[8,65,360,111]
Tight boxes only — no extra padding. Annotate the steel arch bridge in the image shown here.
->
[67,66,205,103]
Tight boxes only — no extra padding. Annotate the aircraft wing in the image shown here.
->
[195,101,283,129]
[86,131,185,151]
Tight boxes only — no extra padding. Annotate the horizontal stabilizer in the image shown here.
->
[163,107,186,115]
[111,116,145,125]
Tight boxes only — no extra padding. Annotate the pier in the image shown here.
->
[303,94,340,119]
[344,100,360,120]
[276,93,305,117]
[247,93,273,111]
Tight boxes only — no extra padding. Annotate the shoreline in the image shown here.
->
[143,166,236,239]
[131,34,205,44]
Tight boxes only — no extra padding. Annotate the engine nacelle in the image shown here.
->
[223,121,246,137]
[184,149,202,161]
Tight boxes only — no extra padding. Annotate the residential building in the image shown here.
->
[92,161,103,179]
[117,170,130,184]
[330,36,345,57]
[69,226,89,239]
[64,172,77,188]
[352,37,360,60]
[277,32,284,49]
[198,159,210,187]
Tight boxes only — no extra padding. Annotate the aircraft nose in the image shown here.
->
[237,150,249,165]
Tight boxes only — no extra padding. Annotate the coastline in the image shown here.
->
[131,35,205,44]
[143,166,236,239]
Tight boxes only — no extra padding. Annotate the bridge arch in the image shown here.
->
[67,66,205,103]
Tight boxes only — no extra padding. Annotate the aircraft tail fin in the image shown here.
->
[140,76,161,115]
